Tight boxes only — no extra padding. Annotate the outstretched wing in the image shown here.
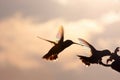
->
[56,25,64,44]
[37,36,57,45]
[78,38,96,51]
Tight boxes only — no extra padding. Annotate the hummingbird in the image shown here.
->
[107,47,120,63]
[77,38,111,66]
[37,26,83,60]
[99,47,120,73]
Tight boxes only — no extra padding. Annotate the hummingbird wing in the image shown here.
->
[114,47,120,53]
[78,38,96,53]
[56,25,64,44]
[37,36,57,45]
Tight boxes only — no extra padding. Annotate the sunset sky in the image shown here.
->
[0,0,120,80]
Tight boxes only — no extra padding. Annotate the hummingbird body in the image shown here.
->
[111,60,120,72]
[99,59,120,73]
[43,40,74,60]
[78,50,111,66]
[100,47,120,73]
[77,38,111,66]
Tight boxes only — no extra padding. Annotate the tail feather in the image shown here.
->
[43,54,58,60]
[77,55,90,66]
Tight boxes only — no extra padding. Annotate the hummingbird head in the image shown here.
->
[114,47,120,53]
[64,40,83,46]
[65,40,74,45]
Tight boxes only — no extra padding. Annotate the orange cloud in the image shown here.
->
[0,13,105,70]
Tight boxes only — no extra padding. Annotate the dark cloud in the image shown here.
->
[0,0,120,22]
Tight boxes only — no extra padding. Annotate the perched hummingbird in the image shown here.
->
[38,26,83,60]
[99,47,120,73]
[107,47,120,63]
[77,38,111,66]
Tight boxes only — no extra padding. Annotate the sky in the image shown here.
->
[0,0,120,80]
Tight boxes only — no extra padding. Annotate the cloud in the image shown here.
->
[52,0,69,5]
[88,11,120,50]
[0,0,120,22]
[1,11,120,70]
[0,12,105,69]
[0,12,120,80]
[100,11,120,25]
[0,0,120,80]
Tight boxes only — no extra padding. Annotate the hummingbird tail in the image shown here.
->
[77,55,90,66]
[42,54,58,60]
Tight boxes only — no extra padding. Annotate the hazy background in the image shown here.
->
[0,0,120,80]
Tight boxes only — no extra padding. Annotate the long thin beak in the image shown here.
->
[37,36,45,40]
[73,42,84,46]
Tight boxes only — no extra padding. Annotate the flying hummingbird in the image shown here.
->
[99,47,120,73]
[77,38,111,66]
[37,26,83,60]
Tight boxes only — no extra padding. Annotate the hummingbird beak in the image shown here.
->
[73,42,84,46]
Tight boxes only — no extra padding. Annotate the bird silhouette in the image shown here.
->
[37,26,83,60]
[99,60,120,73]
[77,38,111,66]
[107,47,120,63]
[99,47,120,72]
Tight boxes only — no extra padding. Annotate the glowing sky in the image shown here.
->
[0,0,120,80]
